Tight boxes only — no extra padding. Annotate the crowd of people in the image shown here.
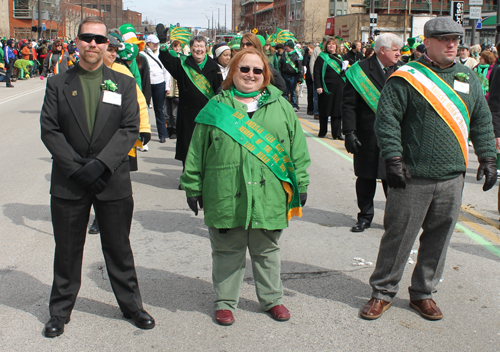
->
[3,15,498,338]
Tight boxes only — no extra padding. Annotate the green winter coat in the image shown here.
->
[181,84,311,230]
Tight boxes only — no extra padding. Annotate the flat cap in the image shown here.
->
[424,17,464,38]
[459,43,470,50]
[108,35,122,48]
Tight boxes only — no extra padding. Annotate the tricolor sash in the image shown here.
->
[345,62,380,113]
[390,61,470,166]
[179,55,215,100]
[195,99,303,220]
[318,52,345,95]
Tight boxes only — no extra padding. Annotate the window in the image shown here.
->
[336,9,342,15]
[106,5,111,11]
[330,9,335,15]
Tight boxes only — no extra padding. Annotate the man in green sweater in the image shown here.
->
[360,17,497,321]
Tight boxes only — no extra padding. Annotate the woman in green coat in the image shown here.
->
[181,48,311,326]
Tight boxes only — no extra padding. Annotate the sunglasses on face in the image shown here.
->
[78,33,108,44]
[241,42,253,47]
[238,66,263,75]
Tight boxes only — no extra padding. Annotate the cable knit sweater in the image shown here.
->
[375,56,496,180]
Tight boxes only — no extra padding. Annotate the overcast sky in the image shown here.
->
[126,0,233,30]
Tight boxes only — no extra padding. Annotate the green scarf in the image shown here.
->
[179,55,215,100]
[318,52,345,95]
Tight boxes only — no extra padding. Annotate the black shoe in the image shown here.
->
[123,309,155,329]
[44,316,70,338]
[351,221,371,232]
[318,134,326,138]
[307,112,313,115]
[88,218,99,234]
[335,135,345,141]
[169,133,177,139]
[6,84,14,88]
[160,138,166,143]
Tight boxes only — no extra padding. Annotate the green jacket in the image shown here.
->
[181,84,311,230]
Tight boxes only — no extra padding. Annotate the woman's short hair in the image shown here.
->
[240,33,263,52]
[364,47,375,58]
[171,40,181,48]
[323,38,342,55]
[481,50,496,65]
[52,40,63,52]
[374,33,403,53]
[221,48,271,91]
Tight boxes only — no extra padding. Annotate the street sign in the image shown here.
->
[476,18,482,29]
[469,0,483,5]
[451,1,464,26]
[252,28,258,34]
[469,6,482,20]
[42,23,46,31]
[369,13,378,26]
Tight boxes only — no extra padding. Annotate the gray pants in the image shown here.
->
[370,176,464,302]
[164,96,178,131]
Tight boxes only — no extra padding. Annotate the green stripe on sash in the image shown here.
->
[345,62,380,113]
[319,52,345,95]
[180,55,215,100]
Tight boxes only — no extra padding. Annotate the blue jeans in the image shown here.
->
[151,82,169,139]
[282,73,299,108]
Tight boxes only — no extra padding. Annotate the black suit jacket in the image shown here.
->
[341,55,404,179]
[40,64,140,201]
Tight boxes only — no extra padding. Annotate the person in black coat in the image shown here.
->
[303,44,315,115]
[343,40,364,66]
[313,38,345,139]
[341,33,404,232]
[159,36,223,164]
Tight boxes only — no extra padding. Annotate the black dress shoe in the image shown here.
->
[160,138,166,143]
[351,221,371,232]
[44,316,70,338]
[123,309,155,329]
[88,218,99,234]
[335,135,345,141]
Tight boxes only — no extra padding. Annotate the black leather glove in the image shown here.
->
[477,157,497,191]
[385,157,412,189]
[187,196,203,216]
[344,132,362,154]
[140,132,151,146]
[87,178,107,195]
[300,193,307,207]
[72,158,106,189]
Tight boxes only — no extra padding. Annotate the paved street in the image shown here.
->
[1,78,500,351]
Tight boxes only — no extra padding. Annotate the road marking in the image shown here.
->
[0,86,45,105]
[298,115,500,256]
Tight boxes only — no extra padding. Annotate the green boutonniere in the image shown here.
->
[101,79,118,92]
[455,73,469,82]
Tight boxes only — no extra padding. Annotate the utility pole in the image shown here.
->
[254,0,256,29]
[370,0,374,38]
[38,0,42,40]
[285,0,289,29]
[116,0,118,28]
[471,20,477,46]
[81,0,84,22]
[497,0,500,44]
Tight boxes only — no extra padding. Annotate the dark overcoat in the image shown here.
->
[313,53,345,117]
[341,55,403,179]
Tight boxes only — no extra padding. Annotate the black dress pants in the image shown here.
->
[49,193,143,317]
[356,177,388,224]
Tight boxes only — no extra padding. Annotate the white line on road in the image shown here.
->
[0,86,46,105]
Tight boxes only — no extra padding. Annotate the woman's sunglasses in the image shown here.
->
[238,66,263,75]
[78,33,108,44]
[241,42,253,47]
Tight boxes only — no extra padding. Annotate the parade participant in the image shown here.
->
[458,44,477,69]
[413,44,425,60]
[488,42,500,89]
[40,39,71,79]
[239,33,286,93]
[343,40,364,66]
[141,34,170,142]
[40,17,155,337]
[309,36,330,120]
[474,50,496,100]
[264,40,279,70]
[314,38,345,139]
[3,39,15,87]
[303,44,315,115]
[212,41,231,79]
[180,48,310,325]
[158,35,223,166]
[342,33,403,233]
[364,47,375,59]
[361,17,497,321]
[165,40,181,139]
[279,39,303,112]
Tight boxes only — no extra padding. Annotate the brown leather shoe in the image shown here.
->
[360,298,392,320]
[410,299,443,320]
[269,304,290,321]
[215,309,235,325]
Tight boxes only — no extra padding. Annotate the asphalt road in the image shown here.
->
[1,78,499,351]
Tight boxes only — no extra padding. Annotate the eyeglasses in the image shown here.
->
[78,33,108,44]
[433,37,460,45]
[238,66,263,75]
[241,42,253,47]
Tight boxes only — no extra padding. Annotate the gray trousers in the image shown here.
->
[370,176,464,302]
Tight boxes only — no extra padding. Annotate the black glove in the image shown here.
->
[72,158,106,189]
[140,132,151,146]
[385,157,412,189]
[156,24,167,43]
[477,157,497,191]
[300,193,307,207]
[87,178,107,195]
[344,132,362,154]
[187,196,203,216]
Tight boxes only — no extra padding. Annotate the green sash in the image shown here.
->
[195,99,303,220]
[319,52,345,95]
[285,52,298,73]
[179,55,215,100]
[345,62,380,113]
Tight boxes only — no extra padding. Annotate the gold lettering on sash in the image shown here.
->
[280,164,286,172]
[283,155,290,163]
[265,134,275,143]
[255,139,263,144]
[264,145,272,153]
[243,141,255,152]
[276,144,284,153]
[272,153,280,163]
[257,151,270,164]
[238,126,254,139]
[257,127,264,133]
[233,111,245,120]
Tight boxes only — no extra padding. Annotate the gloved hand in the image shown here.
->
[187,196,203,216]
[385,157,412,189]
[344,132,362,154]
[140,132,151,146]
[87,178,107,195]
[72,158,107,189]
[300,193,307,207]
[477,157,497,191]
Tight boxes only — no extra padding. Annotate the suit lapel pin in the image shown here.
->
[72,91,78,96]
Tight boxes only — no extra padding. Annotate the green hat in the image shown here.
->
[117,42,139,61]
[119,23,145,51]
[401,45,410,55]
[257,34,265,47]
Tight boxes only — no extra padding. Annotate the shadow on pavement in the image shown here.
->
[133,210,208,238]
[131,168,181,190]
[139,156,183,167]
[450,242,500,262]
[2,203,52,235]
[299,207,356,228]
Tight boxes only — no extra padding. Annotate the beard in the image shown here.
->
[81,49,104,65]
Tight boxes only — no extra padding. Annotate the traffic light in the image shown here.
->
[31,26,38,32]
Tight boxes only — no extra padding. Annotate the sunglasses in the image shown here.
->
[241,42,253,47]
[238,66,263,75]
[78,33,108,44]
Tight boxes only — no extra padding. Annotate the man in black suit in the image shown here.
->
[341,33,404,232]
[343,40,364,66]
[40,17,154,337]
